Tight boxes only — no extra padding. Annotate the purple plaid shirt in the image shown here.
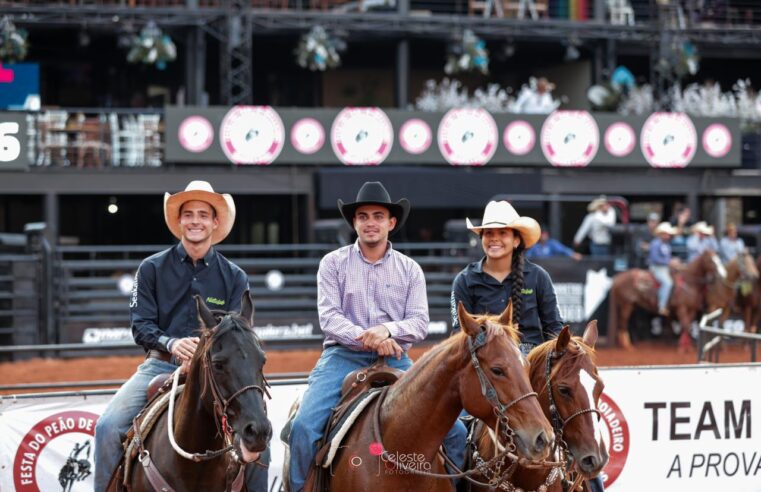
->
[317,240,429,351]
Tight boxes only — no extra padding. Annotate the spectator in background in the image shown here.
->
[527,226,582,261]
[574,196,616,256]
[669,203,693,258]
[719,222,746,263]
[686,221,719,262]
[649,222,678,317]
[633,212,661,266]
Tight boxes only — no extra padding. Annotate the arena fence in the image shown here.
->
[698,308,761,363]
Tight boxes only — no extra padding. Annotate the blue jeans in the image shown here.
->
[589,475,605,491]
[589,243,610,257]
[288,345,467,492]
[94,357,177,492]
[650,265,673,311]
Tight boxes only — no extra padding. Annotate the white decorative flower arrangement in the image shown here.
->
[127,21,177,70]
[294,26,346,71]
[0,16,28,63]
[444,30,489,75]
[415,79,513,112]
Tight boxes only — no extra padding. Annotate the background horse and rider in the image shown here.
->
[467,321,607,492]
[108,293,272,492]
[705,251,761,334]
[284,301,555,491]
[608,249,728,351]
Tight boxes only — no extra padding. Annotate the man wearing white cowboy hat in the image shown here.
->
[649,222,678,317]
[452,200,563,354]
[686,221,719,262]
[94,180,258,492]
[573,195,616,257]
[288,181,467,491]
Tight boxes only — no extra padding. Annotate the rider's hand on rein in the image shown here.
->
[170,336,200,362]
[356,325,392,351]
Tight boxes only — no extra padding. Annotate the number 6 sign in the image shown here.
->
[0,121,22,163]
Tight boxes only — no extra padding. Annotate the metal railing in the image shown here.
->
[697,308,761,363]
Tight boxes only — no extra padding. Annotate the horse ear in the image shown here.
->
[498,300,513,327]
[555,325,571,352]
[457,302,481,337]
[240,290,255,326]
[196,295,217,329]
[582,320,598,348]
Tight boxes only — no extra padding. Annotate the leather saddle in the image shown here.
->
[284,358,403,492]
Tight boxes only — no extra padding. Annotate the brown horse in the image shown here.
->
[730,254,761,335]
[608,250,727,350]
[109,292,272,492]
[705,250,760,328]
[314,302,553,491]
[468,321,607,491]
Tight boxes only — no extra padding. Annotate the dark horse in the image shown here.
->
[468,321,608,491]
[313,301,554,491]
[705,251,760,330]
[608,250,727,351]
[108,292,272,491]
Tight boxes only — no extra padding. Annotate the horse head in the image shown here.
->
[528,321,608,479]
[456,301,554,462]
[695,249,727,281]
[737,251,760,283]
[194,291,272,463]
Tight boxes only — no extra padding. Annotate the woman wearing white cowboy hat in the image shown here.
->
[686,221,719,262]
[94,180,269,492]
[573,195,616,257]
[450,200,563,355]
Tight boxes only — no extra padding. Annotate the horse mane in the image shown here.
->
[527,334,597,386]
[413,312,522,371]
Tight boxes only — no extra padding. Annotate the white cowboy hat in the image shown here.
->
[654,222,678,235]
[587,196,609,212]
[466,200,541,248]
[690,221,714,236]
[163,180,236,245]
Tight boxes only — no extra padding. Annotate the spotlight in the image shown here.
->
[503,42,516,58]
[108,197,118,214]
[78,30,90,47]
[564,44,580,62]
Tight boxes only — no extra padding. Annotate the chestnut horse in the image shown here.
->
[608,250,727,350]
[705,251,760,331]
[108,292,272,492]
[468,321,608,491]
[314,302,554,492]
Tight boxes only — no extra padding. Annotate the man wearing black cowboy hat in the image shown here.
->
[288,181,467,491]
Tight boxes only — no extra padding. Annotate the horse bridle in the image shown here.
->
[201,316,272,462]
[544,346,601,455]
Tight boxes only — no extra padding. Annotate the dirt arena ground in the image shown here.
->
[0,340,755,393]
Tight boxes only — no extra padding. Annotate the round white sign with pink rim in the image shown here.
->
[178,116,214,153]
[330,108,393,165]
[604,122,636,157]
[437,108,498,166]
[702,123,732,158]
[640,112,697,168]
[540,111,599,167]
[503,120,536,156]
[219,106,284,165]
[290,118,325,155]
[399,118,432,155]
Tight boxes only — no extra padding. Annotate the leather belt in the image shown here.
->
[146,350,174,364]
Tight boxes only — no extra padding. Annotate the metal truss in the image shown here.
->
[0,5,226,28]
[219,2,254,105]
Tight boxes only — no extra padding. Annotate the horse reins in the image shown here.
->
[370,328,562,489]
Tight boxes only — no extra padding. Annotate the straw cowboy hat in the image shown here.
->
[338,181,410,233]
[587,195,609,212]
[654,222,678,236]
[690,221,714,236]
[164,180,236,245]
[466,200,541,248]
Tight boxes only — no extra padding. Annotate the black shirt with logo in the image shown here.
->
[130,243,249,351]
[450,257,563,346]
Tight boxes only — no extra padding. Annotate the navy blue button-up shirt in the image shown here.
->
[450,257,563,346]
[129,243,249,351]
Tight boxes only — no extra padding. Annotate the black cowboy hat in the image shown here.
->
[337,181,410,233]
